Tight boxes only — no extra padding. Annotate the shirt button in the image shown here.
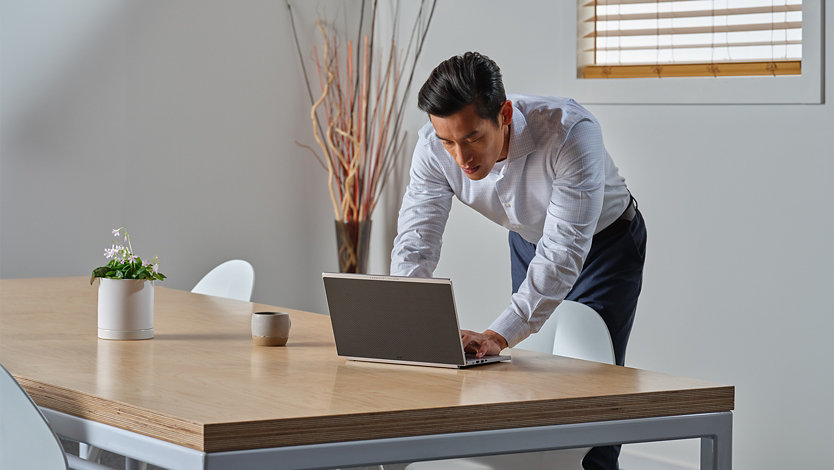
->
[504,203,511,207]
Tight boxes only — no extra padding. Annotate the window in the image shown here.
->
[551,0,822,104]
[581,0,803,79]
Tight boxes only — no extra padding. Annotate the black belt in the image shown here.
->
[593,197,637,243]
[621,196,637,222]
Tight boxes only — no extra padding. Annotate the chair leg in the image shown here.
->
[125,458,147,470]
[79,443,102,463]
[81,444,147,470]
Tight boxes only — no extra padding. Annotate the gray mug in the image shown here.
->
[251,311,291,346]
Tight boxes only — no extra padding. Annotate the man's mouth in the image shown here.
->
[462,165,480,174]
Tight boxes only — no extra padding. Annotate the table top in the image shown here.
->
[0,277,733,453]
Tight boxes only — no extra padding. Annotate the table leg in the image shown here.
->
[700,413,733,470]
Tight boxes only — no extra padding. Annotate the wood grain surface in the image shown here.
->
[0,277,734,452]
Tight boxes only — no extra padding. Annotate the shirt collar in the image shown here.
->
[505,103,535,163]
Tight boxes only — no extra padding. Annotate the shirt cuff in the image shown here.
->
[487,307,533,349]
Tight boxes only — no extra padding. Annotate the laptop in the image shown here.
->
[322,273,511,369]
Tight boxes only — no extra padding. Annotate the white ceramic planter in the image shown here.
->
[97,278,154,340]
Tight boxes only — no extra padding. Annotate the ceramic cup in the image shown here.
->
[251,311,291,346]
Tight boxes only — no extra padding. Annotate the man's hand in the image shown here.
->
[461,329,509,358]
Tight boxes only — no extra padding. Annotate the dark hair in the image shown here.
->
[417,52,506,125]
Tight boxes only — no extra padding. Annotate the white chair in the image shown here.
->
[0,364,110,470]
[191,259,255,301]
[533,299,615,364]
[405,301,615,470]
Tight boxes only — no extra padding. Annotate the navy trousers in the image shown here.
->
[509,209,646,470]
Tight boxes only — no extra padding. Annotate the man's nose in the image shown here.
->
[455,149,472,166]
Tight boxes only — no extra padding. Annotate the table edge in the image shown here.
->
[22,371,733,453]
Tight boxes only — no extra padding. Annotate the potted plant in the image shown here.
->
[90,228,166,340]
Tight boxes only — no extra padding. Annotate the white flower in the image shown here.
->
[108,245,126,261]
[104,244,119,259]
[146,258,160,273]
[112,228,120,237]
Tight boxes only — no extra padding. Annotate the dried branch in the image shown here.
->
[289,0,437,223]
[293,140,327,170]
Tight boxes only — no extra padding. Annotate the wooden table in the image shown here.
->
[0,277,734,469]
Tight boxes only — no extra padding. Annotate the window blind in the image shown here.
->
[581,0,803,78]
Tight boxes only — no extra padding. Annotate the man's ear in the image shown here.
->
[500,100,513,126]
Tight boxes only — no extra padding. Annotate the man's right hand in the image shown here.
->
[461,329,508,358]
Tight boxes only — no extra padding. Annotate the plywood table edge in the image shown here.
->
[17,375,206,451]
[14,372,734,454]
[201,385,735,452]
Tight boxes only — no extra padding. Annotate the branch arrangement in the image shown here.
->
[288,0,437,223]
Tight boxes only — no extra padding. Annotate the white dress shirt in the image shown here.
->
[390,94,630,347]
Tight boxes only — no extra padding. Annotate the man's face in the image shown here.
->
[430,101,512,181]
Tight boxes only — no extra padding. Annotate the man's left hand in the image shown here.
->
[461,329,509,358]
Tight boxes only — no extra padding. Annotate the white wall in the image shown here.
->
[2,1,832,469]
[414,1,834,469]
[0,0,372,316]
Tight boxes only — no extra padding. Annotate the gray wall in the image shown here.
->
[2,1,833,469]
[0,0,369,316]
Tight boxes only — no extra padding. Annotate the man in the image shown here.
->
[390,52,646,470]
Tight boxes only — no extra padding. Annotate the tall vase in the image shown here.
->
[334,219,371,273]
[97,278,154,340]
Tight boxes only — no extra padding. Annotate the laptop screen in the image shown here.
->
[323,274,467,366]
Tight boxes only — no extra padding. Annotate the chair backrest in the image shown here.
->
[551,301,615,364]
[0,364,68,470]
[516,300,615,365]
[191,259,255,302]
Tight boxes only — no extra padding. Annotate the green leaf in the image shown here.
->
[92,267,110,277]
[91,268,105,283]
